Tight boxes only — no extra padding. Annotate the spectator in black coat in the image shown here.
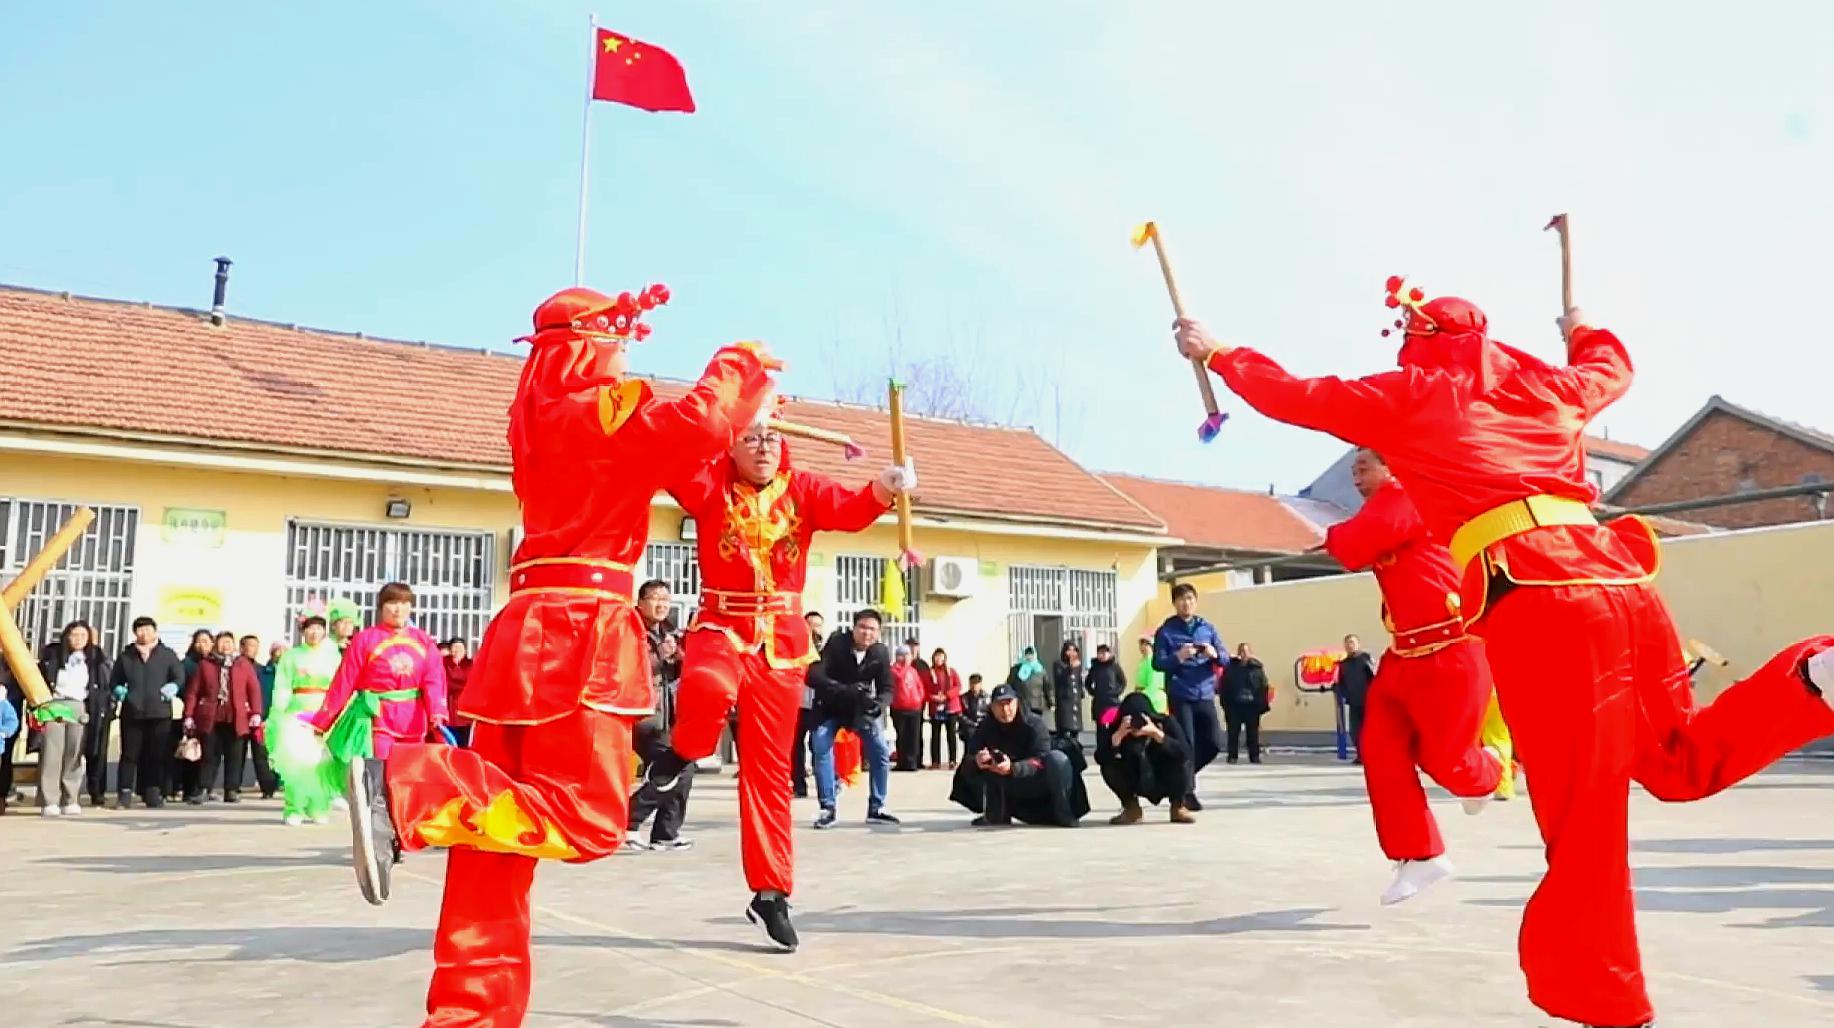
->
[959,673,989,743]
[806,609,899,828]
[950,684,1086,827]
[1335,634,1378,764]
[1098,691,1194,824]
[1049,641,1085,743]
[1083,643,1128,726]
[109,616,186,808]
[1220,642,1272,765]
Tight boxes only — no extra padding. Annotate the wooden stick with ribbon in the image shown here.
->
[887,379,921,569]
[1545,212,1573,327]
[769,419,866,460]
[1132,220,1226,443]
[0,507,96,710]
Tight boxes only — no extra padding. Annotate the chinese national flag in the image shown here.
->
[592,28,695,113]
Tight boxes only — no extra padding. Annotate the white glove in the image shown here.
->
[1807,648,1834,697]
[878,461,918,496]
[249,714,263,728]
[183,717,195,731]
[1555,307,1589,339]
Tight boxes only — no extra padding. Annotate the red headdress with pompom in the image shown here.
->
[516,283,670,348]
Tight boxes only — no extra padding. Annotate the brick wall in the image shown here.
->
[1611,410,1834,528]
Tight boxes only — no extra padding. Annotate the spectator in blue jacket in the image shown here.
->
[1152,582,1226,810]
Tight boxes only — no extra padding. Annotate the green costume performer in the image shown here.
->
[268,602,356,823]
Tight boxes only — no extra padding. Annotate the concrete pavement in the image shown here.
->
[3,757,1830,1027]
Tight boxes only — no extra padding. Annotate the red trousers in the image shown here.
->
[1361,639,1503,861]
[1480,583,1834,1027]
[387,707,635,1028]
[671,631,802,895]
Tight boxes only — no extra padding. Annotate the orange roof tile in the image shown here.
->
[0,286,1163,533]
[1100,473,1323,554]
[1583,434,1649,462]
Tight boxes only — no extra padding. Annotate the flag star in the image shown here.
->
[602,35,623,53]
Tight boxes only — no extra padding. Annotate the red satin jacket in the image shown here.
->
[1210,325,1658,616]
[460,343,772,726]
[1323,479,1464,647]
[671,445,888,670]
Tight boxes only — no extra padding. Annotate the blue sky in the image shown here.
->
[3,3,1830,493]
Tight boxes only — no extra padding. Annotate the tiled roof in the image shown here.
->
[1099,474,1324,554]
[0,285,1164,533]
[1582,434,1649,463]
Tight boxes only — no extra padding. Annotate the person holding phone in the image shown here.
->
[949,684,1084,828]
[1097,691,1194,825]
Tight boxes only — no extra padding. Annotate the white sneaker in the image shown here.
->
[40,805,60,818]
[284,814,308,826]
[62,803,82,816]
[1381,856,1455,906]
[331,795,350,813]
[1462,747,1504,815]
[1807,648,1834,707]
[310,815,333,825]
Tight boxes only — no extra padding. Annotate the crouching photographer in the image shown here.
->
[949,684,1086,827]
[1098,692,1195,825]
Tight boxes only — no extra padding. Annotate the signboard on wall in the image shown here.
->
[162,507,227,547]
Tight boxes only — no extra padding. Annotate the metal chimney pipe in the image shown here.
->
[210,256,232,325]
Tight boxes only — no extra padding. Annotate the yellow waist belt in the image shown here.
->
[1448,495,1597,573]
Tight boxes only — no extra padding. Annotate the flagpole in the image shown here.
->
[575,14,597,285]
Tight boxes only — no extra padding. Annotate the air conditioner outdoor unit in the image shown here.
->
[927,556,977,599]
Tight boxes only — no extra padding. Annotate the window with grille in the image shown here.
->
[284,520,496,649]
[0,498,139,654]
[1007,564,1120,658]
[834,554,919,648]
[643,542,700,628]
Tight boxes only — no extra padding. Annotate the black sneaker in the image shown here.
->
[651,837,695,852]
[345,758,398,906]
[1183,794,1204,812]
[813,807,838,830]
[186,795,204,806]
[644,750,690,795]
[745,894,799,953]
[116,791,133,810]
[865,809,901,826]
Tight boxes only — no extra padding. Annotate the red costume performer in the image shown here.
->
[1321,452,1502,905]
[1179,279,1834,1028]
[650,409,905,950]
[365,284,775,1028]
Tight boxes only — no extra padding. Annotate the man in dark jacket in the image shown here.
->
[1335,634,1377,764]
[1099,691,1194,825]
[806,608,898,829]
[109,616,185,808]
[959,674,989,743]
[950,684,1086,827]
[791,611,824,798]
[1220,642,1272,765]
[627,580,695,851]
[1084,643,1128,727]
[1153,583,1227,810]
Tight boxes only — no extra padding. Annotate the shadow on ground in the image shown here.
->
[4,926,769,967]
[745,904,1368,941]
[1464,864,1834,928]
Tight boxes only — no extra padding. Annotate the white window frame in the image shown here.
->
[283,519,496,649]
[1007,564,1120,663]
[0,497,140,654]
[834,554,920,649]
[642,542,701,629]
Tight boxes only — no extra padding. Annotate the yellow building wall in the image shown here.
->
[1194,520,1834,734]
[1,452,1157,683]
